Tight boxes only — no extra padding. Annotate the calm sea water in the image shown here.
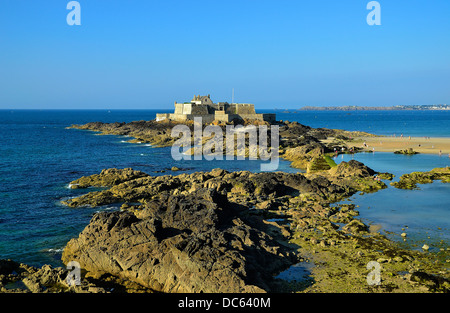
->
[274,110,450,137]
[0,109,449,266]
[335,152,450,249]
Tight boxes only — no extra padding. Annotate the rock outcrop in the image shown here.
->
[69,168,149,189]
[390,167,450,190]
[394,148,419,155]
[59,164,387,292]
[62,188,297,292]
[5,163,447,293]
[305,160,387,193]
[0,259,150,293]
[61,165,381,210]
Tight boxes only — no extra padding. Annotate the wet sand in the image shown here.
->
[350,136,450,155]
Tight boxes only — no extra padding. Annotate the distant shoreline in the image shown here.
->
[292,104,450,111]
[322,135,450,155]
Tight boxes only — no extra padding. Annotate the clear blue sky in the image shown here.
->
[0,0,449,109]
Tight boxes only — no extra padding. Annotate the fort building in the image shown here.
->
[156,95,276,124]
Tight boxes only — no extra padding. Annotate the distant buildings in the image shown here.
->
[298,104,450,111]
[156,95,276,123]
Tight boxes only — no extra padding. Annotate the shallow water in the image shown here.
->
[335,152,450,250]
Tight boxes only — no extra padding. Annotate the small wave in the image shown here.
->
[43,248,64,253]
[67,183,79,189]
[95,206,119,213]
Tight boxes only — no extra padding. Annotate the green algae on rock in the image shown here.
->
[394,148,419,155]
[390,167,450,190]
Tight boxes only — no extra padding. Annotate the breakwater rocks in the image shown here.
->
[391,167,450,190]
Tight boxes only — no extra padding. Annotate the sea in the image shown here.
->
[0,109,449,267]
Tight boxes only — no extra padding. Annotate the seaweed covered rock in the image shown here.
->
[307,156,332,173]
[281,143,326,170]
[394,148,419,155]
[324,160,386,193]
[391,167,450,190]
[328,160,376,178]
[342,219,369,234]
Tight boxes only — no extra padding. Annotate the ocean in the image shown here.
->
[0,109,449,267]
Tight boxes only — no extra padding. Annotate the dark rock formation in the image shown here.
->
[62,188,297,292]
[58,163,387,292]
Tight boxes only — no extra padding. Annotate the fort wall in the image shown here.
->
[157,95,275,124]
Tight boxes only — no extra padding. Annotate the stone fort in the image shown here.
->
[156,95,276,124]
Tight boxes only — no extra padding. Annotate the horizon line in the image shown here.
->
[1,104,448,111]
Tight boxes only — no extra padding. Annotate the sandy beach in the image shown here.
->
[348,136,450,155]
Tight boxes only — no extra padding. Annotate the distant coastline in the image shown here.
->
[286,104,450,112]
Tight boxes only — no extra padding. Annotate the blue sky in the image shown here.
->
[0,0,449,109]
